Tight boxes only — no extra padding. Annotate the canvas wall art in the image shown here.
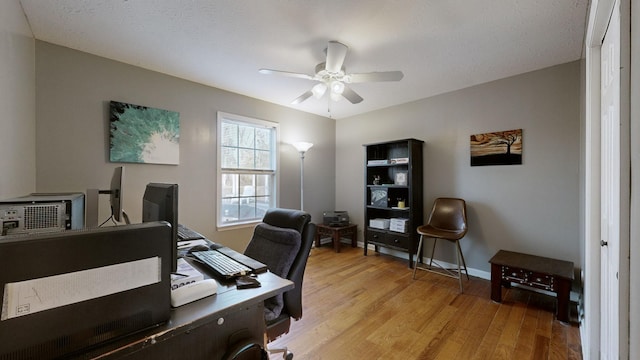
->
[470,129,522,166]
[109,101,180,165]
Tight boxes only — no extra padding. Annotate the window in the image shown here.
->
[217,112,278,228]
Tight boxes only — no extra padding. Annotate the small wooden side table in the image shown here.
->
[489,250,574,322]
[315,223,357,253]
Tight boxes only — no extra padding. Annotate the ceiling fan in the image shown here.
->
[259,41,404,105]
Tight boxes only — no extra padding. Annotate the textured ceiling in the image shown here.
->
[20,0,589,119]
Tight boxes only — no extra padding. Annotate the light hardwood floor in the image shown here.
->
[268,244,582,359]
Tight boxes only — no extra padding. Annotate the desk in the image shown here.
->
[314,223,357,252]
[489,250,574,322]
[74,264,293,359]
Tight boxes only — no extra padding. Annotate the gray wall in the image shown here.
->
[3,16,582,274]
[0,1,36,199]
[34,41,335,251]
[336,61,582,274]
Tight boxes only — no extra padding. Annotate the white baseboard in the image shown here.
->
[358,241,580,302]
[359,240,491,279]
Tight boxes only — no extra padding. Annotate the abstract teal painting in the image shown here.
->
[109,101,180,165]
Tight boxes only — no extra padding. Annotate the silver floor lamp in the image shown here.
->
[292,142,313,211]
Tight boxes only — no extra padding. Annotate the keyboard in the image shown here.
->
[177,224,205,241]
[216,246,267,274]
[191,250,252,280]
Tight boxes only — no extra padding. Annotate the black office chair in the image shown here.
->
[243,208,315,360]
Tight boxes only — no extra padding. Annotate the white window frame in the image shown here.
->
[216,112,279,229]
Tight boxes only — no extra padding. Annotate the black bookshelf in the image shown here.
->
[363,138,424,267]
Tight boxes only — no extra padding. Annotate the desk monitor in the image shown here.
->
[85,166,130,227]
[142,183,178,272]
[0,222,172,359]
[109,166,127,223]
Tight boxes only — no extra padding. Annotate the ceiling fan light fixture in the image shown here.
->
[260,40,403,106]
[312,83,327,98]
[330,80,345,95]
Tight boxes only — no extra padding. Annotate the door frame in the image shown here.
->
[584,0,632,358]
[629,0,640,359]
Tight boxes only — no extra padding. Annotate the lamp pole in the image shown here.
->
[299,151,306,211]
[292,142,313,211]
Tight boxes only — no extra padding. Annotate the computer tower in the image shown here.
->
[0,193,84,235]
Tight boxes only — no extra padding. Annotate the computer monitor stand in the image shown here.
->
[85,188,130,228]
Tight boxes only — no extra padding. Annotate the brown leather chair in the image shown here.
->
[413,198,469,292]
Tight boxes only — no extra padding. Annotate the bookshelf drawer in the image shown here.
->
[366,229,408,250]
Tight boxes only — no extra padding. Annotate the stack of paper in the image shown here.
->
[171,258,204,291]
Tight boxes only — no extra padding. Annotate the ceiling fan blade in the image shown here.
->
[347,71,404,83]
[325,41,348,73]
[342,85,363,104]
[259,68,314,80]
[291,90,313,105]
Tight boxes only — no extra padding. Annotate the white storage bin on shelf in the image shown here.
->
[369,218,390,230]
[389,218,409,233]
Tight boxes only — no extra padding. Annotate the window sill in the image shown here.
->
[216,220,260,232]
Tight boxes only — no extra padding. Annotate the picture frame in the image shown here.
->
[109,100,180,165]
[470,129,522,166]
[394,171,408,186]
[370,187,389,207]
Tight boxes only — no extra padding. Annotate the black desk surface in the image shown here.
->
[75,260,293,359]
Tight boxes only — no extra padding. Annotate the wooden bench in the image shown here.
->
[489,250,574,322]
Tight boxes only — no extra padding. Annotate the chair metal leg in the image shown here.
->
[456,240,470,280]
[429,238,437,269]
[413,236,470,293]
[455,240,463,292]
[412,235,424,279]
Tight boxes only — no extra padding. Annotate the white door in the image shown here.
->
[600,0,621,357]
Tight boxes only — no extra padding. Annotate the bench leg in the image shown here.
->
[490,263,502,302]
[556,278,571,322]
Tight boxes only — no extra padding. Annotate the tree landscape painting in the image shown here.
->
[109,101,180,165]
[470,129,522,166]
